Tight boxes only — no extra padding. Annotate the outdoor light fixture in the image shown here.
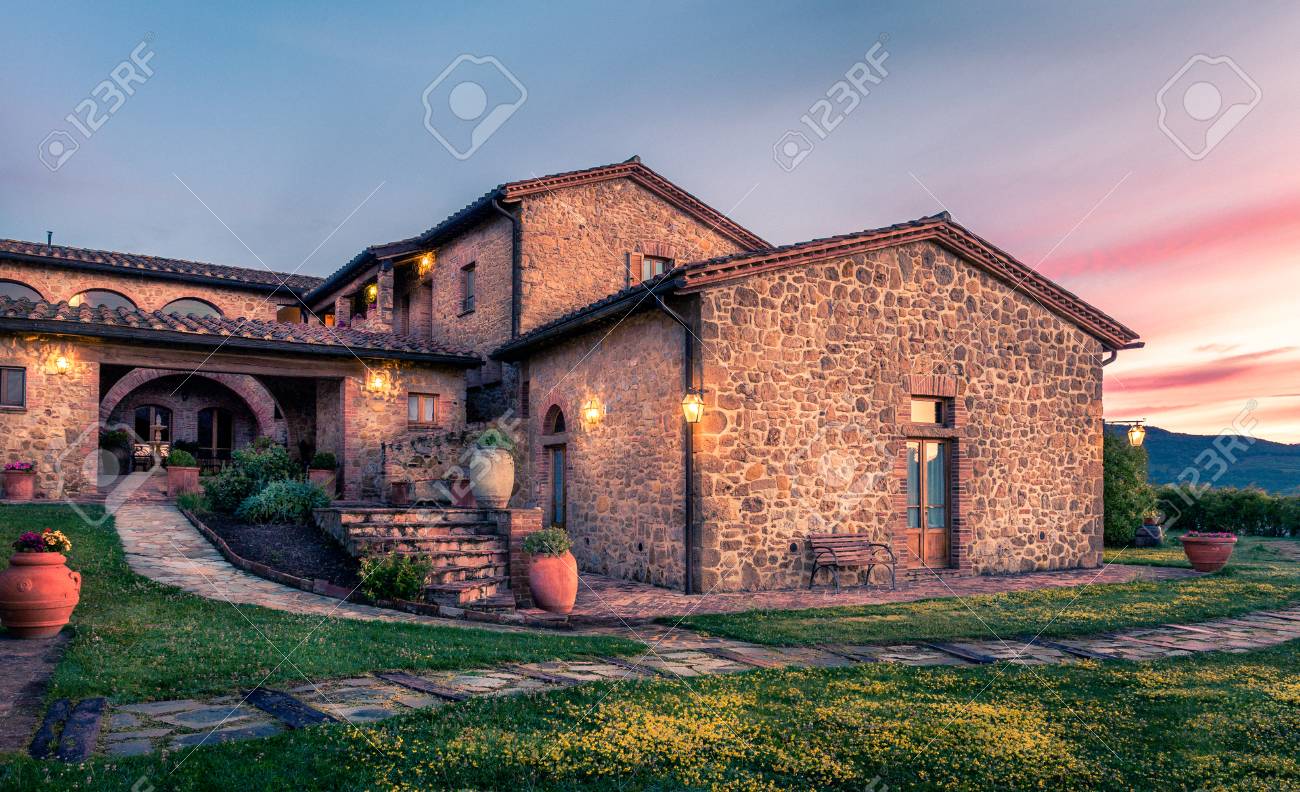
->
[417,252,434,277]
[681,389,705,424]
[54,355,70,374]
[1127,422,1147,447]
[364,283,379,304]
[368,370,387,391]
[581,398,603,425]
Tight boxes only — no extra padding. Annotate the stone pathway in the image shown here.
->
[86,604,1300,758]
[112,500,511,630]
[0,632,69,754]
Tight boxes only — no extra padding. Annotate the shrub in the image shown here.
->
[310,451,337,470]
[523,526,572,556]
[235,480,330,524]
[1104,431,1155,546]
[359,555,430,602]
[1156,484,1300,536]
[99,429,131,451]
[168,449,197,468]
[202,441,302,514]
[175,491,208,513]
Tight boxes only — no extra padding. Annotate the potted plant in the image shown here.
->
[1134,509,1165,547]
[308,452,337,495]
[3,461,37,501]
[523,526,578,614]
[166,449,200,496]
[468,428,516,509]
[1178,530,1238,572]
[0,529,81,638]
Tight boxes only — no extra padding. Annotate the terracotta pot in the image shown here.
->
[1179,534,1238,572]
[0,553,81,638]
[528,551,578,614]
[3,470,36,501]
[468,447,514,509]
[308,468,337,496]
[167,466,200,497]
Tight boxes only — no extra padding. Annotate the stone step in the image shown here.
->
[347,534,506,556]
[340,520,500,539]
[333,508,497,526]
[425,563,509,586]
[424,576,507,606]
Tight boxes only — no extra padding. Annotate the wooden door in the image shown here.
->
[905,439,950,568]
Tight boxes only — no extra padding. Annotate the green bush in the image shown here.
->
[167,449,198,468]
[235,480,330,524]
[175,491,208,513]
[359,555,430,602]
[523,526,572,556]
[310,451,337,470]
[1156,485,1300,536]
[202,441,302,514]
[99,429,131,451]
[1104,431,1155,546]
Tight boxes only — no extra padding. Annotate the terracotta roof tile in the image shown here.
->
[0,238,323,292]
[0,296,478,363]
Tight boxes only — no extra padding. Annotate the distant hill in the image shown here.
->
[1107,425,1300,495]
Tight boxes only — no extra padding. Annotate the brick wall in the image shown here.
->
[694,240,1105,591]
[105,377,262,450]
[523,310,687,588]
[0,261,285,320]
[0,336,100,498]
[516,179,747,334]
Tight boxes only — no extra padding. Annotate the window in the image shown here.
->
[163,298,222,318]
[0,367,25,408]
[909,397,946,424]
[323,311,336,327]
[276,306,304,323]
[641,255,671,281]
[543,404,566,435]
[407,393,439,426]
[0,280,42,302]
[197,407,234,459]
[69,289,136,311]
[549,444,567,527]
[461,262,476,313]
[520,380,530,418]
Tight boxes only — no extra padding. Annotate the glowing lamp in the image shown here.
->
[364,283,379,304]
[418,252,434,277]
[1127,422,1146,447]
[681,389,704,424]
[367,371,387,392]
[581,398,602,425]
[54,355,70,373]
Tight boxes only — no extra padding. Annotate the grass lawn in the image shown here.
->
[668,536,1300,646]
[1103,532,1292,568]
[3,640,1298,790]
[0,505,640,704]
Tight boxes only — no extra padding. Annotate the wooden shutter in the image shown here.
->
[627,253,643,286]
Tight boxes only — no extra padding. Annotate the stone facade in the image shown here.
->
[0,261,285,320]
[517,179,746,333]
[522,310,688,588]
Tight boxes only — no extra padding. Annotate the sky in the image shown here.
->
[2,1,1298,440]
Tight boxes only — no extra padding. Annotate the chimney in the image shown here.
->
[46,230,53,245]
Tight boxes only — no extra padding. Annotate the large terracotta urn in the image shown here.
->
[0,553,82,638]
[167,466,200,497]
[3,470,36,501]
[1179,533,1238,572]
[529,551,578,614]
[308,468,337,496]
[469,447,515,509]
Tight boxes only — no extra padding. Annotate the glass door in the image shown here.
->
[906,439,950,567]
[548,445,567,527]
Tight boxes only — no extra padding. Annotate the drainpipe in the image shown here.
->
[1101,341,1145,367]
[491,198,522,338]
[652,291,697,595]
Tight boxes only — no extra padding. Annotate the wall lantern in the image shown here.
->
[681,389,705,424]
[54,355,71,374]
[1127,421,1147,447]
[417,252,434,277]
[581,398,603,425]
[367,370,388,392]
[364,283,379,304]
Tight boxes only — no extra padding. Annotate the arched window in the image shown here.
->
[134,405,172,443]
[162,297,222,318]
[69,289,136,311]
[0,279,42,302]
[543,405,566,435]
[197,407,234,460]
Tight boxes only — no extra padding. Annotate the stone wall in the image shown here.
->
[0,336,100,498]
[427,215,514,357]
[516,179,747,334]
[522,310,687,588]
[0,261,285,320]
[693,240,1105,591]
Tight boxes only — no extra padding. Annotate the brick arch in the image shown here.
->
[100,368,281,439]
[542,403,567,435]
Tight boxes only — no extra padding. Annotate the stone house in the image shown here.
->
[0,158,1138,596]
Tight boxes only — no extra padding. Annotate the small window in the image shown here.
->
[0,367,25,408]
[641,255,671,282]
[461,262,476,313]
[163,298,222,318]
[408,393,439,425]
[910,398,946,424]
[276,306,304,323]
[0,280,42,302]
[323,311,336,327]
[69,289,136,311]
[520,380,530,418]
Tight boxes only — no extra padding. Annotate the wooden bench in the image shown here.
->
[808,534,897,592]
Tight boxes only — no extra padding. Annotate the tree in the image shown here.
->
[1104,431,1155,546]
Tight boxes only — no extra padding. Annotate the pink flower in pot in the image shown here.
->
[3,461,37,501]
[524,527,578,614]
[0,529,81,638]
